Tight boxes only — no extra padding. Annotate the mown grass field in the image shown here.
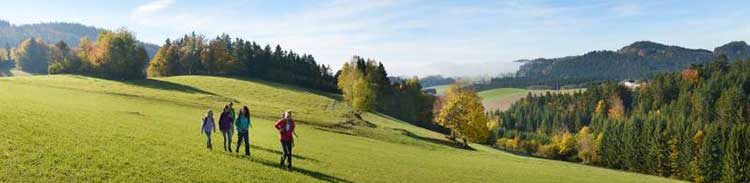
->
[0,75,678,182]
[423,85,450,96]
[478,88,583,111]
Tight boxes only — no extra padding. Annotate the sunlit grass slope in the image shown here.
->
[0,75,678,182]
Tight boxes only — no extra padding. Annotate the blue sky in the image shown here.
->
[1,0,749,77]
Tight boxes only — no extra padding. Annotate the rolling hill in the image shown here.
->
[0,75,680,182]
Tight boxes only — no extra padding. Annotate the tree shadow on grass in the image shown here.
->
[121,79,219,96]
[226,77,343,101]
[0,68,12,77]
[249,158,353,183]
[249,144,319,162]
[391,128,476,151]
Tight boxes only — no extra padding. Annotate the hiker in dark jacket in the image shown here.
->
[218,105,234,152]
[235,106,252,156]
[201,109,216,150]
[275,110,296,170]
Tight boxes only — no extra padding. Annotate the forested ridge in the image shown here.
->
[0,20,158,58]
[492,56,750,182]
[147,33,338,92]
[477,41,750,90]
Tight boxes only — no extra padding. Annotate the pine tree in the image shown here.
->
[716,86,744,124]
[696,125,723,183]
[722,124,749,182]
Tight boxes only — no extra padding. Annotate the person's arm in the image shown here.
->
[201,118,205,134]
[274,120,282,130]
[234,116,240,130]
[292,120,298,137]
[212,118,217,133]
[291,120,296,132]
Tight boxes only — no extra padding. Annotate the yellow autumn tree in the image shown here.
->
[576,126,594,164]
[336,58,377,111]
[555,131,576,157]
[594,100,607,115]
[436,83,490,146]
[608,94,625,119]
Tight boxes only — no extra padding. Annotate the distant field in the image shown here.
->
[423,84,451,95]
[0,75,673,182]
[478,88,583,111]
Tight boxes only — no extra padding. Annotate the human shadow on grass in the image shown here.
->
[249,144,319,162]
[249,158,353,183]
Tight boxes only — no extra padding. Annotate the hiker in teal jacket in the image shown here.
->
[234,106,252,156]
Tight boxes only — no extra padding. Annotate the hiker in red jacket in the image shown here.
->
[275,110,296,170]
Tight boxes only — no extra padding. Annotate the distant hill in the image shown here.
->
[419,75,456,88]
[0,20,158,58]
[478,41,748,90]
[714,41,750,61]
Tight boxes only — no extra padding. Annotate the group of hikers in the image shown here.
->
[200,102,297,170]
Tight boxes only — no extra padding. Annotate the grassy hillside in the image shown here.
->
[0,75,678,182]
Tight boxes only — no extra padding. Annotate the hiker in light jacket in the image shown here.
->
[201,109,216,150]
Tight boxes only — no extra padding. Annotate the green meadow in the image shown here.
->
[0,75,679,182]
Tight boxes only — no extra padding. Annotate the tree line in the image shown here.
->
[337,56,439,130]
[0,43,12,69]
[4,30,337,92]
[491,56,750,182]
[7,29,148,80]
[147,33,337,92]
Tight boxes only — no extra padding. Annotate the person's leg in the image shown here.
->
[204,132,210,149]
[221,130,228,151]
[243,133,250,156]
[228,130,233,151]
[235,132,243,153]
[234,133,242,153]
[207,132,213,150]
[286,140,293,169]
[280,141,286,166]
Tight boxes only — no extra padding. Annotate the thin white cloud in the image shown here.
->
[611,3,642,16]
[133,0,175,15]
[131,0,177,26]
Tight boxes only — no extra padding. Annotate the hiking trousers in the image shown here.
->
[280,140,293,169]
